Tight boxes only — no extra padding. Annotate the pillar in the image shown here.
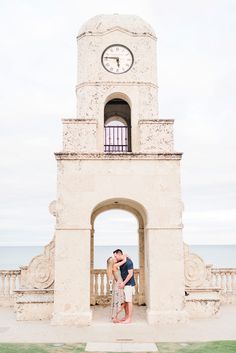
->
[51,229,92,325]
[146,228,188,324]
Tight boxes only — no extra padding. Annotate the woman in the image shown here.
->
[107,254,127,323]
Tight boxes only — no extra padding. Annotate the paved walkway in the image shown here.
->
[85,342,158,352]
[0,305,236,343]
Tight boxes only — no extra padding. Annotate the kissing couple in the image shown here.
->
[107,249,135,324]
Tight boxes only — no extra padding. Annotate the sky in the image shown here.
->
[0,0,235,246]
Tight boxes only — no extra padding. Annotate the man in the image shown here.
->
[113,249,135,324]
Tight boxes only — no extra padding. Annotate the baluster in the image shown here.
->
[18,272,21,288]
[90,271,94,296]
[105,273,110,295]
[94,273,98,299]
[221,273,226,292]
[134,273,138,294]
[11,274,16,294]
[5,274,10,296]
[226,272,231,292]
[100,272,105,296]
[231,272,236,290]
[216,273,221,288]
[0,273,5,295]
[137,272,140,294]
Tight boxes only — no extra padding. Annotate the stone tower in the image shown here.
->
[52,14,188,325]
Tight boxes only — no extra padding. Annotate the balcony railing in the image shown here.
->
[104,125,129,152]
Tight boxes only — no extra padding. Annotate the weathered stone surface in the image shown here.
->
[184,244,208,288]
[78,14,156,38]
[14,289,54,321]
[185,287,221,318]
[139,119,174,153]
[20,240,55,290]
[63,119,97,152]
[49,200,57,217]
[13,14,228,325]
[52,13,189,325]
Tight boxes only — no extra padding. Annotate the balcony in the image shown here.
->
[104,125,130,152]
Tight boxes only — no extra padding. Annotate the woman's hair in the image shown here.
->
[106,256,114,280]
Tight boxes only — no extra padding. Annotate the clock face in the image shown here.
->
[102,44,134,74]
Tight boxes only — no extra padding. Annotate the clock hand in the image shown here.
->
[104,56,119,60]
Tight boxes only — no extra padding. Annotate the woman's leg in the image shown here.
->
[112,303,125,323]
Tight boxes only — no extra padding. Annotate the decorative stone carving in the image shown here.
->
[184,244,223,318]
[184,244,207,288]
[20,240,55,290]
[27,257,53,289]
[78,14,156,39]
[139,119,174,153]
[49,200,57,217]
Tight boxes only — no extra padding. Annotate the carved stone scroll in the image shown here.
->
[20,239,55,290]
[184,244,207,288]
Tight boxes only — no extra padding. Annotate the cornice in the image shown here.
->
[54,152,183,161]
[77,27,157,40]
[139,119,174,124]
[62,119,97,124]
[76,82,158,90]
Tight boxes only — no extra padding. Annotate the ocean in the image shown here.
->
[0,245,236,270]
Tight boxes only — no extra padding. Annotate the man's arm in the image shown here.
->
[119,268,134,288]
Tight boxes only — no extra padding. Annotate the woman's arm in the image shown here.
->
[113,255,127,269]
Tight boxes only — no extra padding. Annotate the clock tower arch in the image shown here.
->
[52,14,188,325]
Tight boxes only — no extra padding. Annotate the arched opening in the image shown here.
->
[104,98,131,152]
[90,200,146,307]
[94,210,139,268]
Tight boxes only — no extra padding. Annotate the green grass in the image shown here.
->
[0,343,85,353]
[0,341,236,353]
[157,341,236,353]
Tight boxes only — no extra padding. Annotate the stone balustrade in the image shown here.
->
[1,266,236,309]
[0,270,21,306]
[89,267,236,306]
[210,268,236,303]
[90,269,140,305]
[211,268,236,292]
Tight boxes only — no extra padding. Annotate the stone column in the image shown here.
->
[90,227,95,305]
[51,229,92,325]
[138,227,145,305]
[146,228,188,324]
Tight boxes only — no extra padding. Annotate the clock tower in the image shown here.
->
[52,14,188,325]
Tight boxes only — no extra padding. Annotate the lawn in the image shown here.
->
[0,341,236,353]
[0,343,85,353]
[157,341,236,352]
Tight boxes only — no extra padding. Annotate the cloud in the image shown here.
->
[0,1,235,246]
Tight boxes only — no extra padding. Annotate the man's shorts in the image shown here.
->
[124,285,135,303]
